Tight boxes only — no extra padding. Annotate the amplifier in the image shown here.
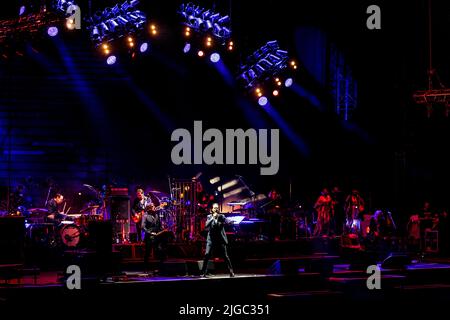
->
[110,188,129,196]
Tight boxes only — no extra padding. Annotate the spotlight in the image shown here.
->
[258,96,268,106]
[47,26,59,37]
[183,43,191,53]
[178,3,232,41]
[87,1,147,45]
[273,90,279,96]
[284,78,293,87]
[198,50,204,57]
[140,42,148,52]
[106,55,117,65]
[239,40,294,92]
[210,52,220,63]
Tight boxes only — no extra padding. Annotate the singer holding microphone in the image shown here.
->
[201,203,235,277]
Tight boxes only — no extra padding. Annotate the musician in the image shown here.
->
[46,193,65,223]
[344,189,365,233]
[266,187,282,240]
[141,204,166,274]
[313,188,333,236]
[201,203,235,277]
[132,189,152,242]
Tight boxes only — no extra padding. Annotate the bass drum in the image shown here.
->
[60,225,82,248]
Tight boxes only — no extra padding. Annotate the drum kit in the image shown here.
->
[25,205,104,249]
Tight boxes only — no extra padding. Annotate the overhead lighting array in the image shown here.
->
[237,40,297,106]
[178,2,233,63]
[85,0,156,65]
[0,11,63,58]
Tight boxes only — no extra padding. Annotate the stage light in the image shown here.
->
[47,26,59,37]
[277,81,282,86]
[87,0,147,46]
[106,55,117,65]
[273,90,279,96]
[178,3,232,41]
[285,78,293,87]
[104,49,110,54]
[258,96,268,106]
[198,50,204,57]
[67,19,74,29]
[210,52,220,63]
[140,42,148,52]
[127,37,133,42]
[183,43,191,53]
[209,177,221,184]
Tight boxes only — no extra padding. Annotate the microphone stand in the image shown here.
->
[45,187,52,207]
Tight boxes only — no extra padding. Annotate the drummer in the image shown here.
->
[46,193,65,223]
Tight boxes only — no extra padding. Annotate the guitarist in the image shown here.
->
[141,202,166,274]
[131,189,152,242]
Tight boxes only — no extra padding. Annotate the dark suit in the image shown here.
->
[141,211,165,272]
[201,213,234,276]
[132,196,151,242]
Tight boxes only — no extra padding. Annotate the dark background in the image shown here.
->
[1,0,449,220]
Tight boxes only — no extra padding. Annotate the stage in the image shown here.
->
[2,237,450,314]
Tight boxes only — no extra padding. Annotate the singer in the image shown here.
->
[201,203,235,277]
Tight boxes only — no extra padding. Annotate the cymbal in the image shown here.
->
[79,206,99,213]
[28,208,48,214]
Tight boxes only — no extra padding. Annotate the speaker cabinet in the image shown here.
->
[0,217,25,264]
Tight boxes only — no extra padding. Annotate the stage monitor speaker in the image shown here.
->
[381,253,411,269]
[87,220,113,256]
[0,217,25,264]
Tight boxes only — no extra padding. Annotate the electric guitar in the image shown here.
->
[132,204,165,223]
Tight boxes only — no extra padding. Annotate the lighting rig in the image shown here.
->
[0,11,61,58]
[85,0,157,65]
[178,2,234,63]
[237,40,297,106]
[0,1,80,59]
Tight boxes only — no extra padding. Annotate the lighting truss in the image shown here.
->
[0,11,62,46]
[86,0,147,46]
[413,89,450,116]
[178,2,232,42]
